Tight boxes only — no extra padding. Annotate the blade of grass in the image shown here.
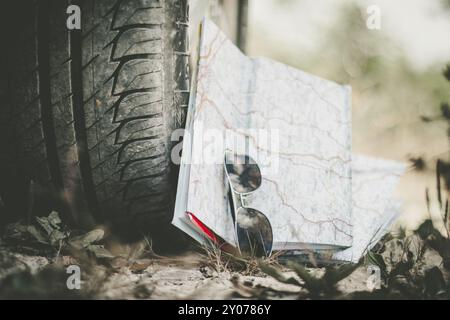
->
[437,160,443,209]
[425,188,431,213]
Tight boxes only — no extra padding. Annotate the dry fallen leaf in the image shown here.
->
[26,225,49,245]
[69,229,105,250]
[109,257,128,271]
[86,245,115,259]
[129,259,153,273]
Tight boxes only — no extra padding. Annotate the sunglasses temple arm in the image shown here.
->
[228,188,236,223]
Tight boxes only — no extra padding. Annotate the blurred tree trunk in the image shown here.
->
[189,0,248,52]
[188,0,249,104]
[208,0,248,52]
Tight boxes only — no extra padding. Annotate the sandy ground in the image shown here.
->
[0,246,373,299]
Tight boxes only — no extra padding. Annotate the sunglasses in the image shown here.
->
[224,150,273,257]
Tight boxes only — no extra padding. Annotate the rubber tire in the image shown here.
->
[0,0,189,238]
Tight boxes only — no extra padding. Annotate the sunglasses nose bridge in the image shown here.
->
[239,193,252,208]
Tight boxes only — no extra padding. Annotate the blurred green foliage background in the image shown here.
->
[247,0,450,231]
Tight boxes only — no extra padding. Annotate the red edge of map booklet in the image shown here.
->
[186,212,237,254]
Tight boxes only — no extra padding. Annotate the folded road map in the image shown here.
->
[173,19,404,262]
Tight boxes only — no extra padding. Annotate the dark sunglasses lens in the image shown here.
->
[236,207,273,257]
[225,151,261,193]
